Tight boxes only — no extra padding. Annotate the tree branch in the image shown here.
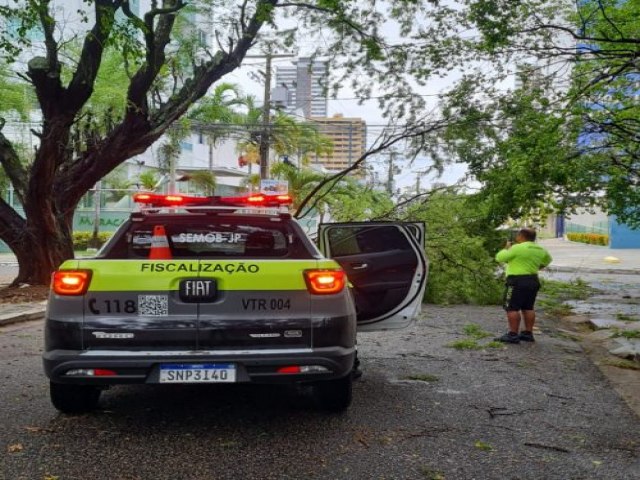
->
[66,0,123,112]
[0,123,27,203]
[0,195,26,253]
[126,0,186,114]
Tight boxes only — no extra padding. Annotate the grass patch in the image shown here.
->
[612,329,640,339]
[446,339,483,350]
[540,279,593,301]
[474,440,494,451]
[538,279,596,318]
[447,325,505,350]
[463,323,492,339]
[616,313,639,322]
[538,299,574,317]
[404,374,439,382]
[602,358,640,370]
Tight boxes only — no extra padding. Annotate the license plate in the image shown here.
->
[159,364,236,383]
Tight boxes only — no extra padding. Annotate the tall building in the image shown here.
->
[311,114,367,171]
[275,57,328,118]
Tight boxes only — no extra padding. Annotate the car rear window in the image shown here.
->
[103,216,314,259]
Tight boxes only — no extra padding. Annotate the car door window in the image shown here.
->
[320,223,427,328]
[328,225,414,257]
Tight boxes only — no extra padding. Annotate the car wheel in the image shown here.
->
[50,382,101,414]
[314,375,353,412]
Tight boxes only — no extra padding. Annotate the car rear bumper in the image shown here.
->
[43,346,355,385]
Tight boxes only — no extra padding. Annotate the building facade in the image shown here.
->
[275,57,328,118]
[310,114,367,172]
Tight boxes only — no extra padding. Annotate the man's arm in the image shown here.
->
[541,250,553,268]
[496,242,516,263]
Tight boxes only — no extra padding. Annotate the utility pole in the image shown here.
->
[413,169,429,195]
[384,150,399,195]
[259,52,272,180]
[246,49,295,181]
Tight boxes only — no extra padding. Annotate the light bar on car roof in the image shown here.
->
[132,192,293,208]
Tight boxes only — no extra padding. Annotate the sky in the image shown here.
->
[225,59,474,192]
[218,2,494,192]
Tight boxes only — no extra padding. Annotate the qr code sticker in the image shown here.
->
[138,295,169,316]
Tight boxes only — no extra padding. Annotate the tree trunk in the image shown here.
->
[11,198,75,286]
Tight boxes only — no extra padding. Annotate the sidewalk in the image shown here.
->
[540,238,640,274]
[0,301,47,327]
[0,253,18,266]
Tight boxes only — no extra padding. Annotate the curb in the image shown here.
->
[548,266,639,275]
[0,309,46,327]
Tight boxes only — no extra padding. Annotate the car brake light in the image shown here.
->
[304,269,346,295]
[51,270,92,296]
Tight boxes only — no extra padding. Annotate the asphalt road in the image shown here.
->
[2,306,640,480]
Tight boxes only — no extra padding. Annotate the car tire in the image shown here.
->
[50,382,101,414]
[314,374,353,412]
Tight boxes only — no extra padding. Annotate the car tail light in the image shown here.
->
[51,270,92,296]
[65,368,116,377]
[276,365,329,374]
[277,366,301,374]
[304,269,346,295]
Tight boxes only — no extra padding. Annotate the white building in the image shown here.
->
[275,57,328,118]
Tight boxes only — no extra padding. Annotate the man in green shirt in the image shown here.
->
[495,228,552,344]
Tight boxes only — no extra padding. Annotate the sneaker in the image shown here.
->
[519,331,535,342]
[495,332,520,344]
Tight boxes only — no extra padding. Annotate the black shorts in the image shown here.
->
[503,275,541,312]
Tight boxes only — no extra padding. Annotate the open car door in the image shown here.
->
[318,222,428,331]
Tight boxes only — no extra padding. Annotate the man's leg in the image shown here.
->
[508,310,522,333]
[496,284,522,343]
[519,284,539,342]
[522,310,535,332]
[519,309,536,342]
[496,310,521,343]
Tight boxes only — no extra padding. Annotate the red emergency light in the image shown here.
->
[133,192,293,208]
[132,193,212,206]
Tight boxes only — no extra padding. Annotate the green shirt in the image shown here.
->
[495,241,552,276]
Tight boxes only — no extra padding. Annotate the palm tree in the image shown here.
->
[188,83,246,172]
[235,96,334,169]
[270,162,326,207]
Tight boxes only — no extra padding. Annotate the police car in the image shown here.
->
[44,193,427,412]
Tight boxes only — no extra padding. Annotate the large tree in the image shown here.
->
[0,0,450,285]
[432,0,640,227]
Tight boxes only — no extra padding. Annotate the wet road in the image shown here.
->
[2,306,640,480]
